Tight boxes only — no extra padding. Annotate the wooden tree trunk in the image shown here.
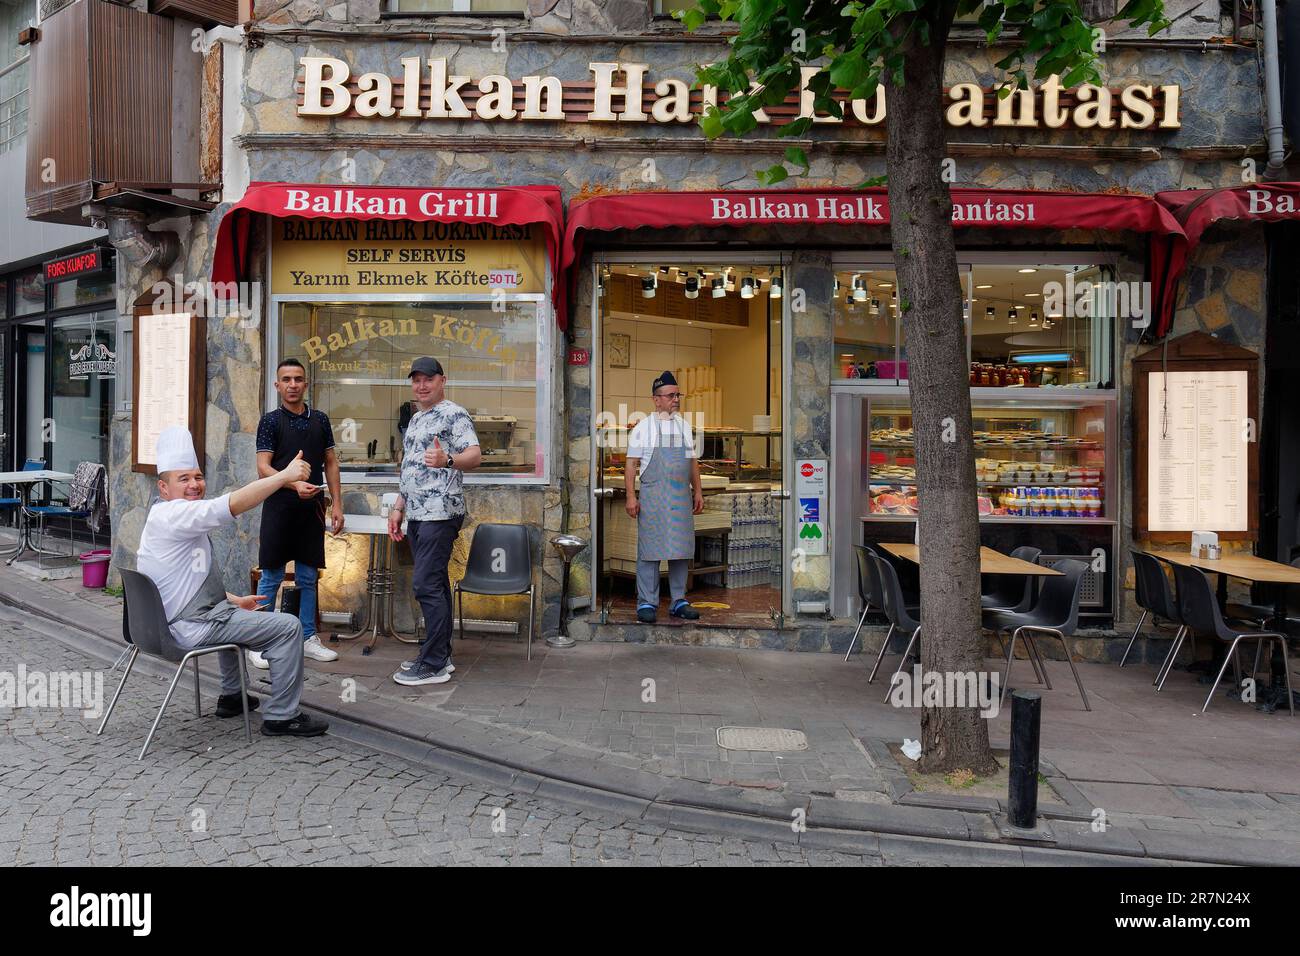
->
[885,2,998,775]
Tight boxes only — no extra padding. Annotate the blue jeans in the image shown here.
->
[257,563,318,640]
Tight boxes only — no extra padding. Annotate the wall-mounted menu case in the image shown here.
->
[856,390,1117,523]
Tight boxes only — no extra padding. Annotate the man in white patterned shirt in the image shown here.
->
[388,357,481,686]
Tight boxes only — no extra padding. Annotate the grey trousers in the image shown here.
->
[409,516,464,672]
[637,559,689,607]
[188,610,305,721]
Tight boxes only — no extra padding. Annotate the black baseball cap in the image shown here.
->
[408,357,445,378]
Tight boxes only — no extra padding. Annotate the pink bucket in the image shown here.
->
[78,549,111,588]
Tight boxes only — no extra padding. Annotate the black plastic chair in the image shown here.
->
[870,553,922,699]
[844,546,881,662]
[455,523,536,659]
[1121,550,1186,674]
[980,546,1043,612]
[1167,563,1294,715]
[97,568,253,759]
[985,558,1092,711]
[1225,556,1300,629]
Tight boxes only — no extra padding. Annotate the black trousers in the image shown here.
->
[409,515,465,671]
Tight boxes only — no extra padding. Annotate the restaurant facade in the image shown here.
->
[30,0,1291,652]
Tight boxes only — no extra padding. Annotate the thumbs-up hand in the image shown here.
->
[423,437,449,469]
[280,450,311,485]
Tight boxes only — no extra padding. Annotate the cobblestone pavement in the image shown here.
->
[0,618,917,867]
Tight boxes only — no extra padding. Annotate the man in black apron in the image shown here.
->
[624,372,704,624]
[137,426,327,736]
[249,358,343,667]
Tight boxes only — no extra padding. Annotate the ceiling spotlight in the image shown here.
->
[1018,268,1037,274]
[870,298,881,316]
[834,277,840,294]
[659,266,669,275]
[976,284,993,290]
[711,277,725,298]
[740,277,756,299]
[641,276,656,298]
[846,295,856,311]
[1008,307,1019,325]
[853,278,868,302]
[684,276,699,299]
[769,276,783,299]
[962,301,971,320]
[1030,310,1040,324]
[985,306,995,320]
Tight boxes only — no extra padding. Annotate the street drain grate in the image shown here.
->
[716,727,808,752]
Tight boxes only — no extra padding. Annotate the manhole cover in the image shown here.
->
[716,727,808,752]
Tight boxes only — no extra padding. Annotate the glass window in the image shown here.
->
[389,0,524,11]
[833,259,1116,388]
[278,299,546,480]
[0,0,35,154]
[50,271,114,311]
[12,266,44,316]
[50,311,117,473]
[0,275,8,320]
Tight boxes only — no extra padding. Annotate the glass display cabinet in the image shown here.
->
[831,387,1119,622]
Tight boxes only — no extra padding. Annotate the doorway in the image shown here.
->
[592,257,789,627]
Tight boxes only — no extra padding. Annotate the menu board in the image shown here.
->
[133,312,203,472]
[1146,370,1249,532]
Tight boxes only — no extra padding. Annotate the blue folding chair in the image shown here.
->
[1,459,45,559]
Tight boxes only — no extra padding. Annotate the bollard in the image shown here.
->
[1007,689,1042,829]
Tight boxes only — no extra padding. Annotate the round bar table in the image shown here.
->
[329,514,417,656]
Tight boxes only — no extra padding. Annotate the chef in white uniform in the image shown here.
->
[136,426,328,737]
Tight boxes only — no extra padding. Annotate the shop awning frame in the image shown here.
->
[210,182,566,320]
[562,186,1189,338]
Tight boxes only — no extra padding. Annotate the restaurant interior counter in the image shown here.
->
[831,387,1118,622]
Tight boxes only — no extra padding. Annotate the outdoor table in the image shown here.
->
[882,542,1063,576]
[1149,549,1300,693]
[0,470,76,566]
[328,513,417,656]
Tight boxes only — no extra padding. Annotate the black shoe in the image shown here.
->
[636,605,656,624]
[670,601,700,620]
[214,693,260,718]
[260,711,329,737]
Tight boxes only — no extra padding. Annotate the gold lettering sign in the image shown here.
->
[296,56,1181,131]
[270,218,547,296]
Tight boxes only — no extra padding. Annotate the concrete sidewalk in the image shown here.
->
[4,557,1300,865]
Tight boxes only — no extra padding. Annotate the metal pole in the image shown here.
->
[1007,690,1042,829]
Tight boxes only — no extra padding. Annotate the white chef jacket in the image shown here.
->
[625,413,699,478]
[137,494,234,647]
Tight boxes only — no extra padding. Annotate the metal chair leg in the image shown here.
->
[1155,625,1187,691]
[97,645,138,736]
[236,651,253,743]
[1049,628,1091,712]
[526,586,535,661]
[884,627,920,703]
[1025,632,1052,689]
[1202,636,1248,713]
[193,659,202,716]
[109,644,133,671]
[456,585,465,645]
[866,622,895,684]
[140,656,193,760]
[1119,609,1148,668]
[1251,639,1264,684]
[1278,636,1295,717]
[1000,627,1020,704]
[844,604,869,662]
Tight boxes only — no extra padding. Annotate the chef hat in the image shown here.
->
[652,370,678,394]
[156,426,199,474]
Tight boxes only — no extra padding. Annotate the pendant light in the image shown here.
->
[769,276,783,299]
[711,276,726,298]
[641,275,656,298]
[684,275,699,299]
[740,277,756,299]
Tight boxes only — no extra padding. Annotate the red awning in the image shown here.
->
[211,182,566,320]
[563,187,1189,337]
[1157,182,1300,245]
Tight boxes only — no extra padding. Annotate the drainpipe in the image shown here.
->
[84,206,181,271]
[1261,0,1288,178]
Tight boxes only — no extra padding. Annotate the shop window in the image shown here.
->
[0,0,35,154]
[386,0,525,12]
[50,311,116,474]
[12,266,44,317]
[833,260,1116,388]
[0,276,8,320]
[50,271,114,311]
[277,299,547,481]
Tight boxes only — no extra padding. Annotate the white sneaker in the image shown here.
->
[247,650,269,670]
[303,636,339,663]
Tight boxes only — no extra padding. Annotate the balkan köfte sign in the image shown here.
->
[270,214,547,295]
[298,57,1181,131]
[43,247,108,282]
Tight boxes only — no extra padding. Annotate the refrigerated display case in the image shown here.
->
[831,387,1119,621]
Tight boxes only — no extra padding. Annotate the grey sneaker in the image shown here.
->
[400,659,454,673]
[393,664,453,686]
